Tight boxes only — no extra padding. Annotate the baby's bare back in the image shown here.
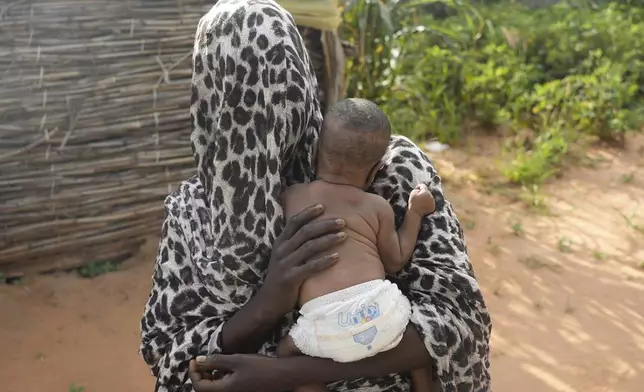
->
[282,181,386,306]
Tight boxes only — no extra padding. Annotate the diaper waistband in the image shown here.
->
[300,279,389,314]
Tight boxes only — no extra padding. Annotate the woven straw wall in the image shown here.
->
[0,0,339,277]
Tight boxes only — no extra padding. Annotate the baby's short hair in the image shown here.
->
[319,98,391,173]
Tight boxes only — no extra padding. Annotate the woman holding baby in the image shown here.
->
[139,1,491,391]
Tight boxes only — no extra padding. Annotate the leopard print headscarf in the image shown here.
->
[140,1,492,391]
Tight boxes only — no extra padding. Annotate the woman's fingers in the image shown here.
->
[195,354,239,372]
[190,355,239,391]
[295,253,340,279]
[276,204,324,247]
[190,355,246,392]
[200,371,215,381]
[279,218,345,257]
[192,379,226,392]
[189,359,204,383]
[286,231,346,266]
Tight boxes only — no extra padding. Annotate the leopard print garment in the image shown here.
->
[139,1,492,391]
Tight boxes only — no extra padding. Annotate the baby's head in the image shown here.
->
[316,98,391,189]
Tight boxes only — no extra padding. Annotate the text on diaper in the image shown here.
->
[337,302,381,327]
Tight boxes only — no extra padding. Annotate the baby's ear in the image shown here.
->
[365,159,384,188]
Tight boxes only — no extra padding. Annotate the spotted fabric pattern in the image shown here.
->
[139,1,492,392]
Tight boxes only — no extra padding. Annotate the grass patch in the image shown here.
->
[511,222,524,237]
[463,219,477,230]
[557,237,573,253]
[620,172,635,184]
[69,383,85,392]
[519,255,563,273]
[77,261,120,279]
[593,250,608,261]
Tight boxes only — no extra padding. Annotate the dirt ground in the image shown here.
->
[1,136,643,392]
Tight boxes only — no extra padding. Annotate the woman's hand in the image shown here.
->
[219,204,345,354]
[191,326,434,392]
[261,204,347,315]
[189,354,288,392]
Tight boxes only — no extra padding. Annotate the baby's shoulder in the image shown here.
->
[357,192,391,222]
[281,183,309,203]
[364,191,391,209]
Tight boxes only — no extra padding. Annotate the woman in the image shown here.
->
[140,0,491,391]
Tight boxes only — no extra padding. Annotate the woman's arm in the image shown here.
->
[217,290,284,354]
[191,326,432,392]
[282,325,432,384]
[219,205,346,354]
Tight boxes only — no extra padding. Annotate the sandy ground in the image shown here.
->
[1,136,644,392]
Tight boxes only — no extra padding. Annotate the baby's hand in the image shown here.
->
[408,184,436,216]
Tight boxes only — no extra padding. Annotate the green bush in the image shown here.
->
[519,3,644,84]
[527,56,640,143]
[460,43,541,127]
[501,123,570,186]
[341,0,644,185]
[382,45,463,143]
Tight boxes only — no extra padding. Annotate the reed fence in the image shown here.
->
[0,0,342,277]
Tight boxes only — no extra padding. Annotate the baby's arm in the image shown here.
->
[376,184,436,274]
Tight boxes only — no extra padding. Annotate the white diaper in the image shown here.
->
[289,279,411,363]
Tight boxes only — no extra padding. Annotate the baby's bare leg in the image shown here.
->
[276,335,329,392]
[276,334,302,358]
[411,367,438,392]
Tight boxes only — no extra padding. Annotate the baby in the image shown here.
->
[277,98,436,392]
